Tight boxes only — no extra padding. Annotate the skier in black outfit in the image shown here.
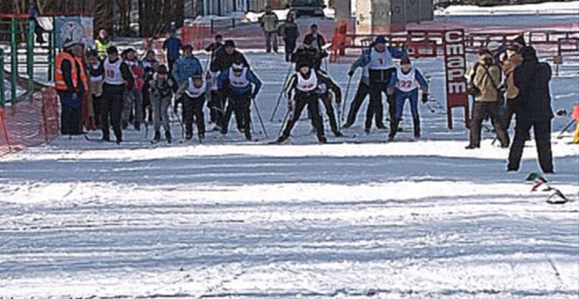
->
[205,34,223,57]
[210,40,251,131]
[177,74,207,141]
[210,40,251,73]
[101,46,134,144]
[319,75,343,137]
[291,36,326,71]
[348,36,406,134]
[276,58,328,144]
[205,35,223,125]
[507,47,554,173]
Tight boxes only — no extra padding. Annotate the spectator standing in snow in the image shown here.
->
[500,38,526,135]
[387,57,429,141]
[303,24,326,54]
[148,65,178,144]
[259,5,279,53]
[507,47,554,173]
[163,29,182,74]
[465,49,509,149]
[95,29,113,59]
[55,42,88,136]
[278,13,299,62]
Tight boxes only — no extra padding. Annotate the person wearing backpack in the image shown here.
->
[507,47,554,173]
[465,49,509,149]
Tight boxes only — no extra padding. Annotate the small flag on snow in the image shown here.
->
[526,172,568,204]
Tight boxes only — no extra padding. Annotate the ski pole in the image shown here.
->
[341,75,352,122]
[253,98,269,139]
[425,102,436,113]
[171,97,184,138]
[278,109,291,137]
[556,119,575,139]
[270,64,293,122]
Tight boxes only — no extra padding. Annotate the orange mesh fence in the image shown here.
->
[0,87,60,157]
[182,24,210,52]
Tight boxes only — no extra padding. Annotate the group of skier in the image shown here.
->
[55,27,432,145]
[54,21,556,172]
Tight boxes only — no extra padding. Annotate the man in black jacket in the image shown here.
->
[209,40,250,130]
[210,40,250,73]
[507,47,554,173]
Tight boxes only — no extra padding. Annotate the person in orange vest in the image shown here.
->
[55,41,88,136]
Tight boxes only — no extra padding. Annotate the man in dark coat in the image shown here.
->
[210,40,250,73]
[507,47,554,173]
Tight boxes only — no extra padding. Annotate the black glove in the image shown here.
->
[348,70,354,77]
[421,93,429,104]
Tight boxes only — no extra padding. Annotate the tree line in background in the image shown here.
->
[0,0,187,38]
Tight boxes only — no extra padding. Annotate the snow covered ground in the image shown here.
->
[1,48,578,298]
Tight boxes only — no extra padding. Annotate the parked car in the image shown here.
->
[289,0,325,17]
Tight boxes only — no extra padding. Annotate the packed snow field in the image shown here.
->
[1,52,579,298]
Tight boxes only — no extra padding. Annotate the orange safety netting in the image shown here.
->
[0,88,60,157]
[182,24,211,52]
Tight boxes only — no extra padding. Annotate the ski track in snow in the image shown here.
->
[1,41,579,298]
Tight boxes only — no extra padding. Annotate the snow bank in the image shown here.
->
[436,1,579,16]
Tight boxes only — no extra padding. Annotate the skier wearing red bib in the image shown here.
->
[387,57,429,141]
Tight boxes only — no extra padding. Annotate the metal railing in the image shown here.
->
[0,15,54,104]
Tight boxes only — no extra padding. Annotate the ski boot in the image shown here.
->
[165,131,172,144]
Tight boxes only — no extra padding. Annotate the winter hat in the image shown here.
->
[522,46,538,61]
[224,40,236,48]
[231,62,244,71]
[182,44,193,51]
[513,35,526,47]
[487,41,501,52]
[157,65,168,74]
[374,36,387,44]
[296,58,313,69]
[106,46,118,55]
[400,56,411,65]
